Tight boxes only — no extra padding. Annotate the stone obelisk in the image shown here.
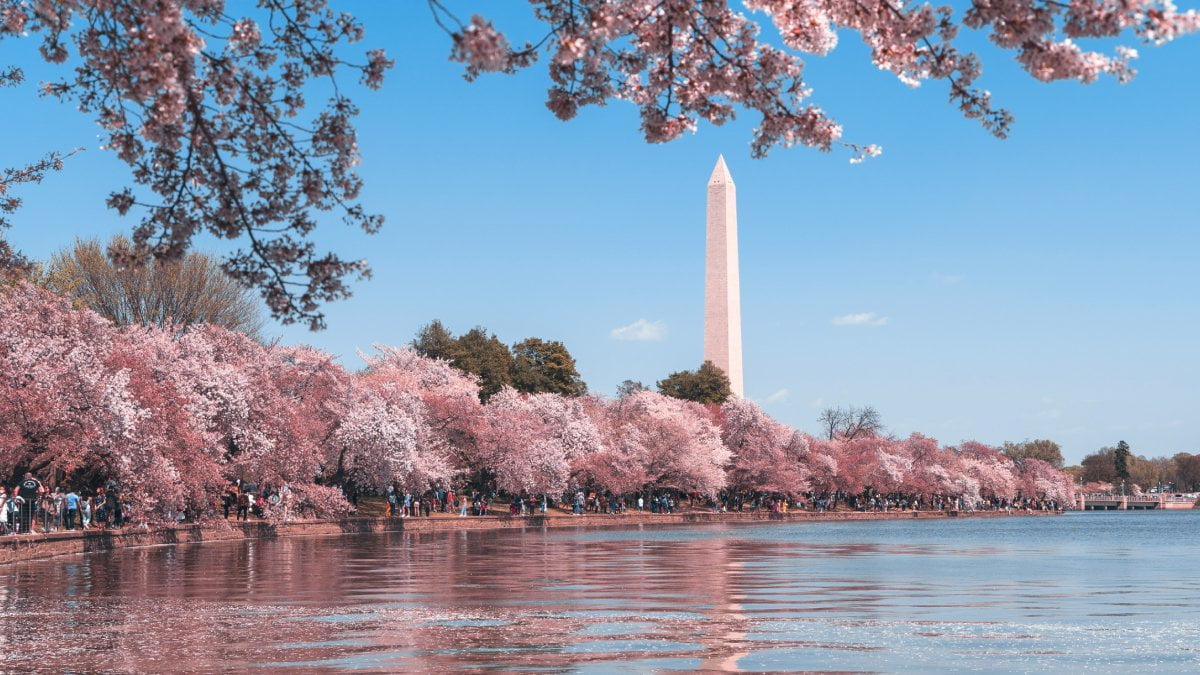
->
[705,155,744,398]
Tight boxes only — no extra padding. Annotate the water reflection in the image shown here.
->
[0,512,1198,671]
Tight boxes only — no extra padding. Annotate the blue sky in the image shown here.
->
[3,3,1197,464]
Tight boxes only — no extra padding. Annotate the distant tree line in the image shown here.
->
[412,320,587,401]
[615,361,734,405]
[1063,440,1200,492]
[415,321,739,407]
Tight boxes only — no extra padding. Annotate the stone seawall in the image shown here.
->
[0,509,1060,566]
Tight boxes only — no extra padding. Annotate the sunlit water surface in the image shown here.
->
[2,511,1198,672]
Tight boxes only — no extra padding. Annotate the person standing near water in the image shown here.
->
[64,489,80,530]
[17,473,41,534]
[236,491,250,521]
[0,488,10,534]
[80,493,92,530]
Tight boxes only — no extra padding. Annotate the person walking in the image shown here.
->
[9,494,24,534]
[52,487,65,532]
[94,489,109,529]
[80,494,93,530]
[16,473,41,534]
[64,489,80,530]
[39,493,54,533]
[111,491,124,528]
[223,482,238,519]
[0,488,10,535]
[236,491,250,521]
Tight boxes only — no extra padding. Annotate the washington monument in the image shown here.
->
[705,155,744,398]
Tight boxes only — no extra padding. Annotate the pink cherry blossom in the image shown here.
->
[436,0,1197,159]
[0,282,1079,523]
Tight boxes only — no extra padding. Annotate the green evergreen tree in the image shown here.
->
[656,360,731,404]
[453,327,514,402]
[616,379,648,398]
[411,319,457,361]
[1114,440,1132,485]
[510,337,587,396]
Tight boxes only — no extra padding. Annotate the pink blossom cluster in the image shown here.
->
[0,283,1075,524]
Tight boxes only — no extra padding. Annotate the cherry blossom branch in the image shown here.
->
[0,66,21,87]
[440,0,1197,159]
[1,148,83,230]
[1,0,394,329]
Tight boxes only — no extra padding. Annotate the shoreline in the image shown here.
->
[0,508,1061,566]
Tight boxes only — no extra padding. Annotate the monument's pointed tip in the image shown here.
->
[709,154,733,185]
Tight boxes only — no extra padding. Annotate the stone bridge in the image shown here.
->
[1078,493,1197,510]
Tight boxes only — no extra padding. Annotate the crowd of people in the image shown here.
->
[219,480,293,522]
[705,489,1062,514]
[0,474,299,534]
[378,486,1065,520]
[1,473,126,535]
[1,470,1065,538]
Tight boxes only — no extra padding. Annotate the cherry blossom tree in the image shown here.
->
[0,281,1083,521]
[1,1,393,328]
[898,432,954,496]
[330,384,453,493]
[479,388,568,495]
[0,284,236,522]
[1081,480,1115,493]
[720,397,809,494]
[819,435,880,494]
[0,284,131,481]
[585,390,730,495]
[957,440,1020,501]
[106,323,227,519]
[171,325,350,513]
[436,0,1198,160]
[1015,456,1076,503]
[357,344,485,476]
[469,389,602,495]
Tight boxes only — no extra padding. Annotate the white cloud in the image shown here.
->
[932,272,965,285]
[765,388,789,404]
[831,312,888,327]
[609,318,667,342]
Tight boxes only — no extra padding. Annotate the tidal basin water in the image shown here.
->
[2,511,1198,672]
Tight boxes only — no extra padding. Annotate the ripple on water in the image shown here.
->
[1,511,1198,671]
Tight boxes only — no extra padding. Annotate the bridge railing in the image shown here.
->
[1081,493,1196,500]
[1078,493,1198,510]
